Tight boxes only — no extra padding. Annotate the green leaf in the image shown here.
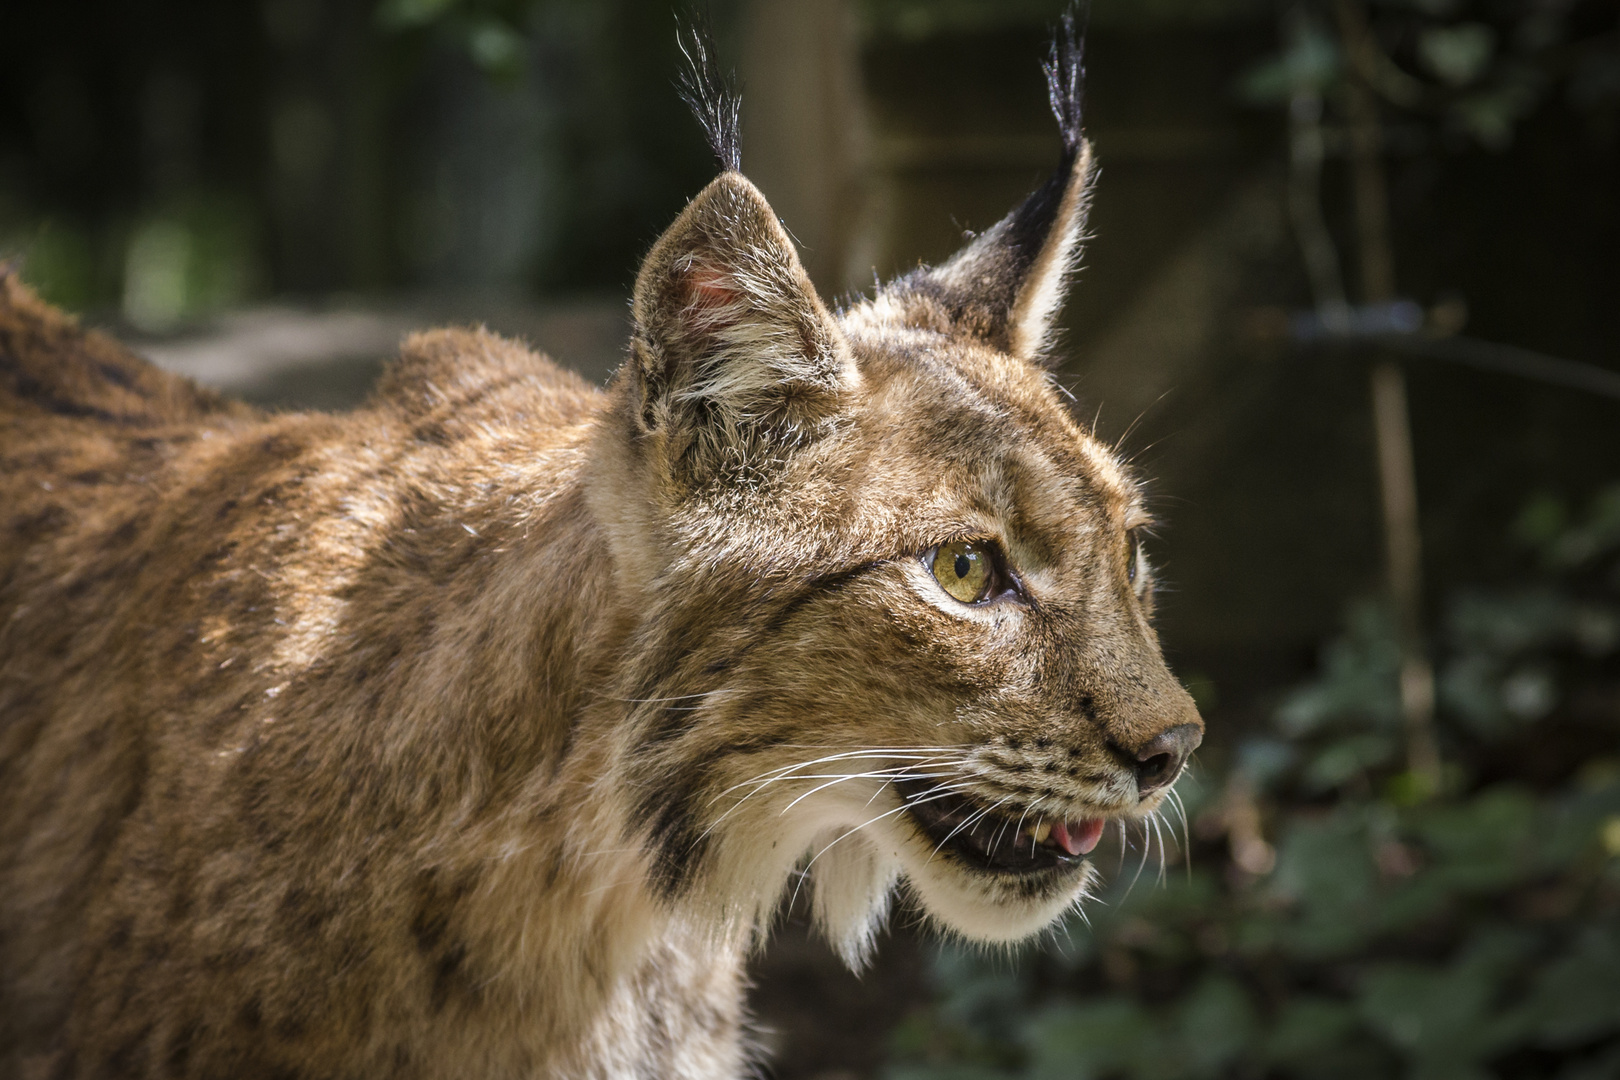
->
[376,0,460,31]
[1358,965,1496,1071]
[1275,601,1402,738]
[1270,811,1380,957]
[1525,927,1620,1047]
[1174,975,1257,1076]
[1451,68,1545,150]
[1418,23,1496,88]
[1237,27,1341,104]
[468,17,526,80]
[1025,998,1158,1080]
[885,1066,1016,1080]
[1415,786,1539,894]
[1305,732,1399,793]
[1263,996,1360,1066]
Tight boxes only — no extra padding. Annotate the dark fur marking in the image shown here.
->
[167,1019,200,1075]
[412,421,451,447]
[273,1012,307,1041]
[624,629,702,721]
[106,916,134,953]
[544,848,565,889]
[757,561,882,640]
[636,561,881,750]
[430,943,469,1013]
[278,885,333,937]
[0,362,121,423]
[102,1024,154,1076]
[709,732,794,759]
[410,870,473,956]
[640,779,709,902]
[95,359,137,391]
[48,1047,78,1080]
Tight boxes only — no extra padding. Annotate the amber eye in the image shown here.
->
[930,540,996,604]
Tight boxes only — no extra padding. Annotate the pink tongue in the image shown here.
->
[1051,819,1105,856]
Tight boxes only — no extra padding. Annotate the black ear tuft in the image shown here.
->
[675,11,742,174]
[1043,5,1086,163]
[870,4,1095,364]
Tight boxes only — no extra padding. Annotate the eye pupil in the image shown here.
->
[930,540,997,604]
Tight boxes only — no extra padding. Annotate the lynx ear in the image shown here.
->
[889,13,1095,364]
[628,171,854,475]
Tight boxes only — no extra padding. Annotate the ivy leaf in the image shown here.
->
[1237,27,1341,104]
[1525,927,1620,1048]
[376,0,461,31]
[1418,23,1496,87]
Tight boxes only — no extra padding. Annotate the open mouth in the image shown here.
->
[896,779,1106,874]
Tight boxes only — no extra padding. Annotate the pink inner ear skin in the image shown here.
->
[682,264,741,313]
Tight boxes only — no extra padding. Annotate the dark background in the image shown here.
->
[4,1,1617,1077]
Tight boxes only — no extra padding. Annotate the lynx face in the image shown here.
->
[611,307,1200,957]
[599,28,1201,961]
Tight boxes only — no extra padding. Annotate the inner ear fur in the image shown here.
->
[628,172,854,473]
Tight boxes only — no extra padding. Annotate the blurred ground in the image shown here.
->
[124,293,628,405]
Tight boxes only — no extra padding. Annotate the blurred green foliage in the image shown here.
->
[859,0,1268,38]
[1,194,260,326]
[886,484,1620,1079]
[1237,0,1620,150]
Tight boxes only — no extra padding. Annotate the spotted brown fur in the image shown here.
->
[0,19,1200,1079]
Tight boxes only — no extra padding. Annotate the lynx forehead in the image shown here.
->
[0,15,1200,1079]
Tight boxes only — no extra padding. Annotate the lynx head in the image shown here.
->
[588,14,1201,966]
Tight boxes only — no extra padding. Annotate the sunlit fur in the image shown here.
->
[0,117,1199,1080]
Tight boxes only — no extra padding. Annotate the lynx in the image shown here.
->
[0,18,1200,1079]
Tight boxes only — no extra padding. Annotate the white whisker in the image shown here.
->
[1122,819,1151,901]
[695,760,970,849]
[785,786,966,911]
[708,751,962,805]
[1167,788,1192,882]
[1150,811,1168,885]
[610,689,731,704]
[776,768,956,814]
[928,795,1014,864]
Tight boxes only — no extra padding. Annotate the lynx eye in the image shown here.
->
[930,540,998,604]
[1127,528,1152,597]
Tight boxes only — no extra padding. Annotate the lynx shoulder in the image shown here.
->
[0,17,1200,1079]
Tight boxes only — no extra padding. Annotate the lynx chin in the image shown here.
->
[0,15,1201,1080]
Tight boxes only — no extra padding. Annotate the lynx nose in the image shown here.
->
[1134,723,1201,794]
